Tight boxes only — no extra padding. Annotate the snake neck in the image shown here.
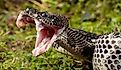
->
[54,27,99,60]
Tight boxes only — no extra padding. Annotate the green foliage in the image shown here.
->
[0,0,121,70]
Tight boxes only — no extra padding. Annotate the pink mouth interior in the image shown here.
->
[35,27,54,48]
[32,26,59,56]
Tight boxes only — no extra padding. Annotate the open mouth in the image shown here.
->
[16,11,65,57]
[32,24,59,56]
[32,22,65,56]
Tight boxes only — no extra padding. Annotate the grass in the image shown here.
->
[0,0,121,70]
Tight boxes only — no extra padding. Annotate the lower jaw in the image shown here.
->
[32,34,58,56]
[32,37,51,56]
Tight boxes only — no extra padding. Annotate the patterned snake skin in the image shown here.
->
[16,8,121,70]
[93,32,121,70]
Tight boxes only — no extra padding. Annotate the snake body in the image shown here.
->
[16,8,121,70]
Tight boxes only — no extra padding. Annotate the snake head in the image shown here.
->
[16,8,69,56]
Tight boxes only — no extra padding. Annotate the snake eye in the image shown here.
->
[42,12,47,17]
[41,12,48,17]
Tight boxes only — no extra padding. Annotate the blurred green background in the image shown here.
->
[0,0,121,70]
